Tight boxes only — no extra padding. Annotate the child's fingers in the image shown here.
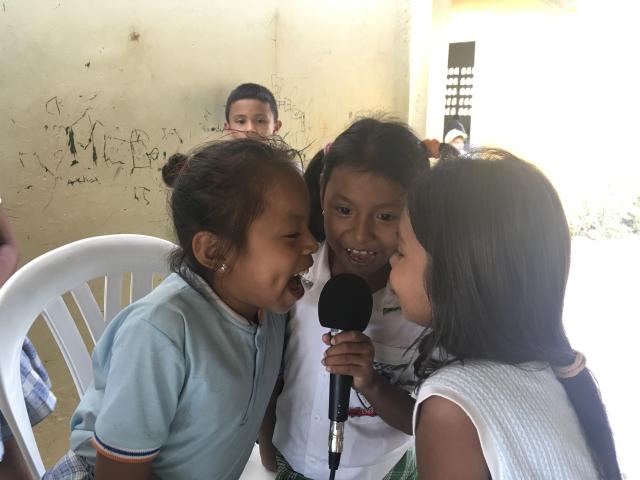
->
[329,330,370,345]
[320,335,377,391]
[324,340,374,359]
[323,353,370,368]
[321,354,371,378]
[323,364,370,378]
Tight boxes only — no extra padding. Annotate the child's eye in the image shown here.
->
[284,233,301,240]
[335,206,351,216]
[376,212,397,222]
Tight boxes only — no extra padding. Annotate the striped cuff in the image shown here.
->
[92,434,160,464]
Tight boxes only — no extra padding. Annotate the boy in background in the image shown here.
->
[224,83,282,139]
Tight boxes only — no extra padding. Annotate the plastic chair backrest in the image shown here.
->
[0,234,175,479]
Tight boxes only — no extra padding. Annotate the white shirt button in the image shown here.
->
[314,414,320,421]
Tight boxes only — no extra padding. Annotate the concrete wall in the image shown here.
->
[1,0,412,262]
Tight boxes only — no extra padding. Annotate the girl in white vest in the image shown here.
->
[389,149,622,479]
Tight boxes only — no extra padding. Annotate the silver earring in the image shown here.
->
[218,263,228,273]
[321,209,325,215]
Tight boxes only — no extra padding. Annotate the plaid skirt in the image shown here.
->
[43,451,95,480]
[0,337,57,461]
[275,448,417,480]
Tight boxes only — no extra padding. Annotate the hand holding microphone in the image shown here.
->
[322,331,375,393]
[318,273,373,479]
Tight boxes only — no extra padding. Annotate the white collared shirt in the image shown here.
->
[274,242,424,480]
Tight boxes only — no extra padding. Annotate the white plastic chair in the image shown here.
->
[0,234,174,479]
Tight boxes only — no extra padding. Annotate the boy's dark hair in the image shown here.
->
[224,83,279,121]
[409,149,621,479]
[304,117,429,241]
[162,138,300,279]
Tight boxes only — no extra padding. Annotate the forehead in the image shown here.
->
[228,99,274,118]
[325,165,405,205]
[399,211,422,249]
[261,171,309,220]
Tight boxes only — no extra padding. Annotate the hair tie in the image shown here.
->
[323,142,332,155]
[552,351,587,379]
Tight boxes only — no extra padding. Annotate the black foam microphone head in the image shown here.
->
[318,274,372,331]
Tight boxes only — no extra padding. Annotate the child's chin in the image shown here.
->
[269,302,294,315]
[406,310,432,327]
[269,291,303,314]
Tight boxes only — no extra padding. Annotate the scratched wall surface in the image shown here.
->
[1,0,411,263]
[0,0,412,467]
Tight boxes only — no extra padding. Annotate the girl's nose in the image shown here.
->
[302,227,318,254]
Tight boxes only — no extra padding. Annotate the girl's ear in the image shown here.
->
[192,231,223,270]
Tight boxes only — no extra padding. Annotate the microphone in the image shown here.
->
[318,273,373,478]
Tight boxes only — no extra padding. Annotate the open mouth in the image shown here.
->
[345,247,377,265]
[287,267,310,299]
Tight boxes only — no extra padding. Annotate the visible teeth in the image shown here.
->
[347,248,375,256]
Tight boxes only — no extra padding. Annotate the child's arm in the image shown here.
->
[257,376,283,472]
[90,319,183,480]
[321,331,415,435]
[95,453,158,480]
[0,436,31,480]
[414,396,489,479]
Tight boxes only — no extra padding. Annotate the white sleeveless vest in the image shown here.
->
[414,360,598,479]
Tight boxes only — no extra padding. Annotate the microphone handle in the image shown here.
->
[328,328,353,423]
[329,373,352,422]
[327,327,352,474]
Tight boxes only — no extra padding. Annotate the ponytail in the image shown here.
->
[555,356,622,479]
[162,152,189,187]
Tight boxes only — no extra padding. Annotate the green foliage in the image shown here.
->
[621,196,640,234]
[570,196,640,239]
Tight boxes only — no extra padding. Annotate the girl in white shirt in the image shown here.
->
[261,118,431,480]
